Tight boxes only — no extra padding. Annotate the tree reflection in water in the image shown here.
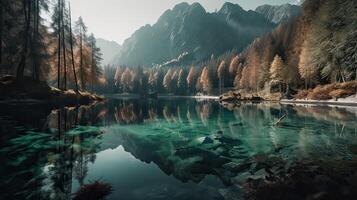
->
[0,103,108,199]
[0,99,356,199]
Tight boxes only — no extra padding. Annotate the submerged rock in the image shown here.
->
[202,137,214,144]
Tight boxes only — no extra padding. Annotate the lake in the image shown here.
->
[0,98,357,199]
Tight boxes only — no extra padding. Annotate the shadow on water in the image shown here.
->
[0,98,357,199]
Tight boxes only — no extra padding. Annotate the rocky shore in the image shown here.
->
[219,81,357,107]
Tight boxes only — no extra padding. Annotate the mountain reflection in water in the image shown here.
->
[0,99,356,200]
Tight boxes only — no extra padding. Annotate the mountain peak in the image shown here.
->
[190,2,206,12]
[219,2,244,14]
[172,2,190,11]
[255,3,301,24]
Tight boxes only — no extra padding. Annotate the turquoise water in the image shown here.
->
[0,99,356,199]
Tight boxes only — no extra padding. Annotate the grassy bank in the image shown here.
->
[0,75,104,106]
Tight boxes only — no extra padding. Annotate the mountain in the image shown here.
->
[255,4,301,24]
[113,2,275,67]
[96,38,121,65]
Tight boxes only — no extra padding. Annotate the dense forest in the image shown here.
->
[1,0,356,98]
[110,0,356,97]
[0,0,104,93]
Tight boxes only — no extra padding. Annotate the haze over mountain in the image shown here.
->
[112,2,277,67]
[255,3,301,24]
[96,38,121,65]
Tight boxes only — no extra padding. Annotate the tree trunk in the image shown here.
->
[91,42,94,92]
[80,32,85,91]
[57,0,61,89]
[68,3,79,93]
[61,0,67,90]
[0,1,3,67]
[16,0,31,81]
[31,0,40,81]
[34,0,40,80]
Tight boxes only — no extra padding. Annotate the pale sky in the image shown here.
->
[65,0,301,45]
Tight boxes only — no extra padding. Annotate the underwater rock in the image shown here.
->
[217,136,243,146]
[223,162,252,173]
[232,122,244,127]
[219,185,243,200]
[202,137,214,144]
[348,145,357,155]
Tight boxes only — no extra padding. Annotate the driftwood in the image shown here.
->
[274,113,287,126]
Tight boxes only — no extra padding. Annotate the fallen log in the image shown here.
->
[274,113,287,126]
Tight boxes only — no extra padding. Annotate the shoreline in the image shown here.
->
[158,95,219,100]
[4,93,356,107]
[280,99,357,107]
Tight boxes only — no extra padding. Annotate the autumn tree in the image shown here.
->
[114,66,124,87]
[200,67,212,94]
[217,60,226,94]
[177,69,186,95]
[163,69,174,93]
[186,67,196,93]
[148,70,158,92]
[299,42,319,88]
[270,54,286,92]
[120,68,132,93]
[234,63,243,89]
[270,55,285,82]
[229,55,239,75]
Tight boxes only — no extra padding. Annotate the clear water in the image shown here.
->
[0,98,356,199]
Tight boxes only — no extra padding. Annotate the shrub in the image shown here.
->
[329,89,355,99]
[294,89,310,99]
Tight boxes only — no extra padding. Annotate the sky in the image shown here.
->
[65,0,301,45]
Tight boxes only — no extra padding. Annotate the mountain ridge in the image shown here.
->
[112,2,275,67]
[255,3,301,24]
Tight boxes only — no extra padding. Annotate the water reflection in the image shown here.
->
[0,99,356,199]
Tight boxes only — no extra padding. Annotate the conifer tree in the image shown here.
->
[88,33,103,92]
[75,17,88,90]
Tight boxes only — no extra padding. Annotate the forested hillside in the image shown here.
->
[112,0,356,98]
[235,0,357,92]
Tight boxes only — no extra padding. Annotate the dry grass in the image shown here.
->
[294,81,357,100]
[329,89,355,99]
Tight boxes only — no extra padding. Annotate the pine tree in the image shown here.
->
[88,33,103,92]
[68,2,79,92]
[14,0,49,81]
[75,17,88,90]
